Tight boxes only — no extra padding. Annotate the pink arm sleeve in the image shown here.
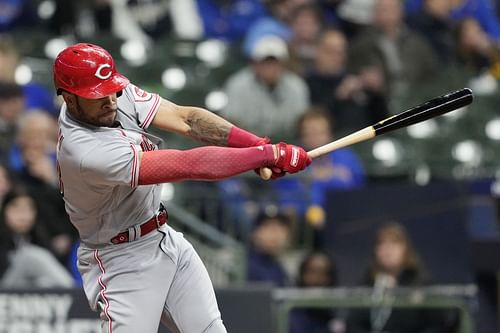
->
[138,145,275,184]
[227,126,268,148]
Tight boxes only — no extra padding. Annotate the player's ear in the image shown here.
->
[61,91,76,108]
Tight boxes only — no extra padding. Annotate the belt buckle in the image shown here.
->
[155,211,162,229]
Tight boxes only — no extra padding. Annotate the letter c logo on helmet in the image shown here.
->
[95,64,112,80]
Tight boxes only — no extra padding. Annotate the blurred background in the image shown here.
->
[0,0,499,332]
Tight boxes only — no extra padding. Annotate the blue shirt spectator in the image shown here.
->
[196,0,268,41]
[275,149,365,219]
[23,82,59,117]
[0,0,39,32]
[405,0,500,40]
[246,212,292,287]
[247,247,289,287]
[274,109,366,221]
[7,110,58,183]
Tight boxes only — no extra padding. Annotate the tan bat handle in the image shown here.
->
[259,126,376,180]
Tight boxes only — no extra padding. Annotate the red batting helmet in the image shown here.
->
[53,43,129,99]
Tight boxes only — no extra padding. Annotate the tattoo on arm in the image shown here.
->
[186,113,231,146]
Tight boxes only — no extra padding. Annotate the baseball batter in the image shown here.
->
[53,43,311,333]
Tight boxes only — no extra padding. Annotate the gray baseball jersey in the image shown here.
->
[58,83,227,332]
[57,83,164,246]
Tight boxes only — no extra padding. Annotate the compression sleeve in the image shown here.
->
[138,145,275,184]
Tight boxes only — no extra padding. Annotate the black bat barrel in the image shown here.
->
[373,88,474,136]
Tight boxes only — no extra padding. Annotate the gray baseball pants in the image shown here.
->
[77,224,227,333]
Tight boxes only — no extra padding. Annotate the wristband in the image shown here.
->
[227,126,268,148]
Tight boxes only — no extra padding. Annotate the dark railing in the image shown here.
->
[273,285,478,333]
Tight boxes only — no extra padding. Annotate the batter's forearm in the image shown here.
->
[185,107,269,148]
[185,107,232,146]
[153,102,267,147]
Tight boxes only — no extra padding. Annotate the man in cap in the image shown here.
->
[222,35,310,140]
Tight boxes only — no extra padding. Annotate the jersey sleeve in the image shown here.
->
[80,137,140,189]
[123,83,162,129]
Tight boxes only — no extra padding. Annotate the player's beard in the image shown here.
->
[74,99,117,127]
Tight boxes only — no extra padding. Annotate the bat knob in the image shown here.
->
[259,167,272,180]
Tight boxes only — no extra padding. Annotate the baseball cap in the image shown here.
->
[250,35,289,61]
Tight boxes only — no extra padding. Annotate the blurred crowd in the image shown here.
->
[0,33,79,288]
[0,0,499,331]
[246,214,460,332]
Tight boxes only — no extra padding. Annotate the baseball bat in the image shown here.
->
[260,88,474,180]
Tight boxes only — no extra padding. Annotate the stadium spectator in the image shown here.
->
[296,251,337,288]
[316,0,341,26]
[306,28,388,136]
[0,163,12,204]
[405,0,500,41]
[215,177,264,237]
[345,222,444,333]
[274,109,365,238]
[247,211,293,287]
[244,16,292,59]
[367,222,428,287]
[287,3,323,73]
[335,0,376,38]
[244,0,333,60]
[407,0,457,64]
[0,0,39,32]
[195,0,268,41]
[349,0,438,102]
[8,111,77,264]
[8,110,58,187]
[266,0,316,22]
[0,187,74,288]
[110,0,173,40]
[68,0,202,42]
[0,39,58,117]
[50,0,203,40]
[243,0,322,66]
[1,187,52,249]
[0,81,24,164]
[222,34,309,139]
[455,17,500,84]
[289,251,345,333]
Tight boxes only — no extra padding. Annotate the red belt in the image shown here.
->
[110,210,168,244]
